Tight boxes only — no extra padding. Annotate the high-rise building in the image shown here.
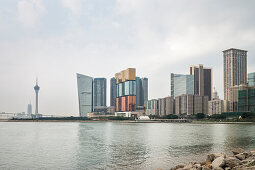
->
[171,73,194,98]
[27,103,32,115]
[77,73,93,117]
[141,77,148,104]
[208,99,229,115]
[223,48,247,102]
[110,77,117,107]
[248,72,255,87]
[34,79,40,115]
[136,77,148,107]
[93,78,106,109]
[238,85,255,112]
[136,77,142,107]
[190,64,212,100]
[115,68,136,112]
[145,99,159,115]
[175,94,208,115]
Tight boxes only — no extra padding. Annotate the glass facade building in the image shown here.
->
[135,77,148,107]
[171,73,194,98]
[77,73,93,117]
[110,77,117,107]
[93,78,106,108]
[248,72,255,87]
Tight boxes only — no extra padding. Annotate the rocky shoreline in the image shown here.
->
[171,148,255,170]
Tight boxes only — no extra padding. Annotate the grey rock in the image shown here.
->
[235,153,246,160]
[225,156,241,168]
[232,148,245,155]
[213,167,224,170]
[207,154,216,162]
[212,156,225,168]
[183,162,194,170]
[214,153,226,159]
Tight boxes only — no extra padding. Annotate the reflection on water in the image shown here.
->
[0,122,255,170]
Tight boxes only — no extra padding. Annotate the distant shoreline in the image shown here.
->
[1,119,255,124]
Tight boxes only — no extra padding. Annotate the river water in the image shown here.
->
[0,122,255,169]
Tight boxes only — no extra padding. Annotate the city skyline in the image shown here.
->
[1,0,255,116]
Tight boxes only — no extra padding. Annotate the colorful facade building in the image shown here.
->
[115,68,137,112]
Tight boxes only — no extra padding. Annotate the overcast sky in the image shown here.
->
[0,0,255,116]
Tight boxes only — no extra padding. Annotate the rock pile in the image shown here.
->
[171,149,255,170]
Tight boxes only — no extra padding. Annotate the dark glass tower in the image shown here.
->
[110,77,117,107]
[93,78,107,108]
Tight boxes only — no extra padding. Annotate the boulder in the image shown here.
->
[225,157,241,168]
[213,167,224,170]
[235,153,246,160]
[232,148,244,155]
[212,156,225,168]
[207,154,216,162]
[183,162,194,170]
[214,153,226,159]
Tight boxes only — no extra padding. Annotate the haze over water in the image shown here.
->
[0,122,255,170]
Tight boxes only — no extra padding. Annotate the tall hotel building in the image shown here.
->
[223,48,247,111]
[190,64,212,100]
[93,78,107,108]
[115,68,136,112]
[171,73,194,98]
[77,73,93,117]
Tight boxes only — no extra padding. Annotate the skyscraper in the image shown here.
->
[93,78,106,108]
[141,77,148,104]
[136,77,148,107]
[77,73,93,117]
[27,103,32,115]
[189,64,212,100]
[223,48,247,101]
[115,68,136,112]
[171,73,194,98]
[110,77,117,107]
[34,79,40,115]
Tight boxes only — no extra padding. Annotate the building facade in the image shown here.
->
[248,72,255,87]
[110,77,117,107]
[171,73,194,98]
[145,99,159,115]
[238,86,255,112]
[208,99,228,115]
[175,94,208,115]
[115,68,137,112]
[27,103,32,115]
[77,73,93,117]
[136,77,148,108]
[230,84,247,112]
[93,78,106,109]
[223,48,247,102]
[190,64,212,100]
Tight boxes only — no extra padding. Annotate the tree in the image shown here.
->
[196,113,205,119]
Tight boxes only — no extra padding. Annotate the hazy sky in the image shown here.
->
[0,0,255,116]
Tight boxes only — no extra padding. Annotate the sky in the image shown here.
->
[0,0,255,116]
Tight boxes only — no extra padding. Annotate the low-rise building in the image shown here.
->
[145,99,159,115]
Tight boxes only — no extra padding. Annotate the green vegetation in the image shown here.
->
[195,113,205,119]
[163,114,179,119]
[107,116,135,120]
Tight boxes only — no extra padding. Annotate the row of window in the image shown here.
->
[117,81,136,97]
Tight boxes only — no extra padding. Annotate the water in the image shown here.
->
[0,122,255,170]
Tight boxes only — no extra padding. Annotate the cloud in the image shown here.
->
[59,0,82,16]
[17,0,45,29]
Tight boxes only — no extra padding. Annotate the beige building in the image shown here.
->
[223,48,247,104]
[208,99,229,115]
[175,94,208,115]
[145,99,159,115]
[230,84,247,112]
